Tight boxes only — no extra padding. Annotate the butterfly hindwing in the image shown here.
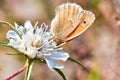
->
[65,10,95,41]
[51,3,83,41]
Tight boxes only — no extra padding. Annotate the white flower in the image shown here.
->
[6,20,69,70]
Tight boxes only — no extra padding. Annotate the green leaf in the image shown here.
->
[68,57,89,72]
[54,68,66,80]
[24,59,34,80]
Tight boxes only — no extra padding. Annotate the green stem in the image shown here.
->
[0,21,21,37]
[0,21,15,29]
[24,59,34,80]
[54,68,66,80]
[0,41,8,46]
[0,41,23,54]
[68,57,89,72]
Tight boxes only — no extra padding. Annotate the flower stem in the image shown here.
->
[0,21,15,29]
[24,59,34,80]
[0,21,21,37]
[4,61,28,80]
[68,57,89,72]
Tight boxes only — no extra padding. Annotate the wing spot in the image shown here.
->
[83,21,86,24]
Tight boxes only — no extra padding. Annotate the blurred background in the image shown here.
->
[0,0,120,80]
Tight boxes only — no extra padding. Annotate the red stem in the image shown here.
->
[4,65,27,80]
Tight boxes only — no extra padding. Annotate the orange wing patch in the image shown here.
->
[65,13,87,41]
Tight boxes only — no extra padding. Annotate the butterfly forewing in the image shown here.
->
[51,3,83,42]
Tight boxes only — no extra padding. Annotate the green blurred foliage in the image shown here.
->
[0,0,4,7]
[90,0,100,8]
[86,69,101,80]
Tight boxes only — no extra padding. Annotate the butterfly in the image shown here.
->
[50,2,95,45]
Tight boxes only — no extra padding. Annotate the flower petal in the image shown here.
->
[6,30,20,40]
[45,59,55,70]
[24,20,33,31]
[48,52,69,61]
[14,22,24,34]
[45,58,64,70]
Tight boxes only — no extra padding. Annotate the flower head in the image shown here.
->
[6,20,69,70]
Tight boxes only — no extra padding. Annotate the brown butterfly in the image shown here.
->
[51,3,95,45]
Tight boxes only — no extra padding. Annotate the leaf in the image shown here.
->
[54,68,66,80]
[68,57,89,72]
[24,59,34,80]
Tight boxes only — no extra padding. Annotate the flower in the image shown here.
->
[6,20,69,70]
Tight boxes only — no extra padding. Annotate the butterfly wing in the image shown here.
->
[65,10,95,41]
[51,3,83,42]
